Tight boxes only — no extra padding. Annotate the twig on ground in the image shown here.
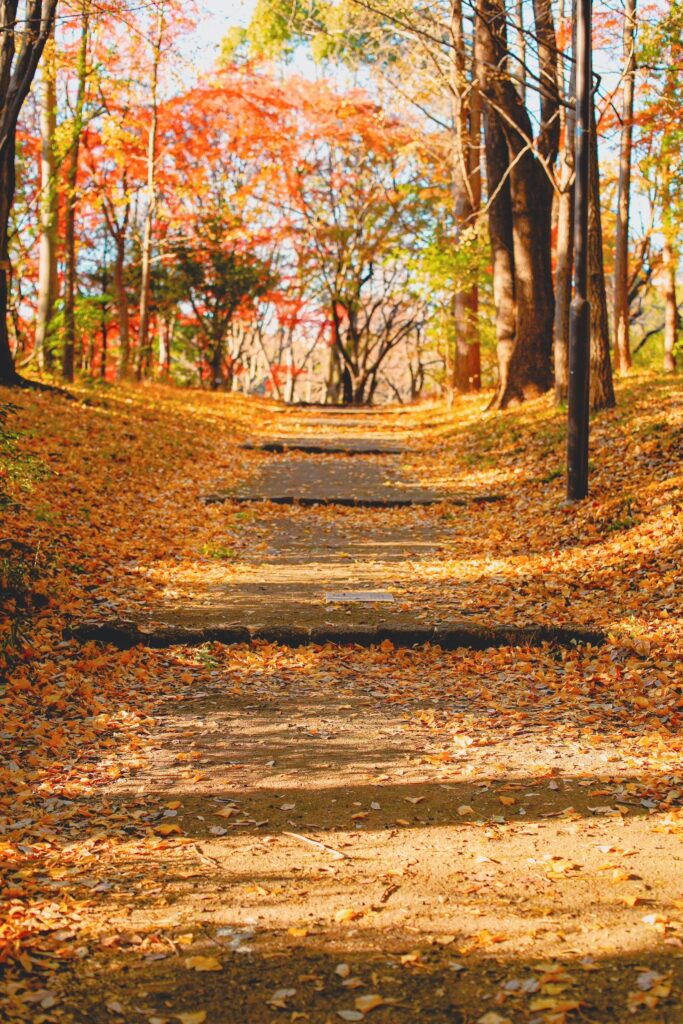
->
[192,844,224,869]
[283,831,350,860]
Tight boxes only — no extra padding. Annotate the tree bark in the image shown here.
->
[513,0,526,101]
[0,135,17,384]
[475,15,515,400]
[554,185,573,402]
[62,1,89,383]
[476,0,559,406]
[588,104,615,411]
[613,0,636,374]
[113,237,131,378]
[0,0,60,387]
[136,7,164,380]
[325,341,341,404]
[158,316,173,378]
[35,30,58,371]
[482,106,516,399]
[450,0,481,395]
[553,1,574,403]
[662,239,678,373]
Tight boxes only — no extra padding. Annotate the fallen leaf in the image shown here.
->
[355,993,386,1013]
[268,988,297,1009]
[185,956,222,972]
[155,824,183,837]
[335,908,364,924]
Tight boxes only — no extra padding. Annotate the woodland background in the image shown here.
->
[0,0,680,405]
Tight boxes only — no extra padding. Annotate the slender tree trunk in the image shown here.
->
[98,240,109,378]
[113,238,131,379]
[554,187,573,401]
[450,1,481,395]
[158,316,173,378]
[136,8,164,380]
[101,315,108,378]
[613,0,636,374]
[588,104,616,410]
[553,1,575,402]
[0,0,59,386]
[62,2,89,383]
[210,337,225,389]
[35,31,58,371]
[165,316,174,377]
[513,0,526,101]
[475,18,516,400]
[341,364,353,405]
[325,341,341,404]
[662,240,678,373]
[285,361,295,403]
[484,110,517,400]
[0,134,17,384]
[467,78,482,391]
[0,0,59,387]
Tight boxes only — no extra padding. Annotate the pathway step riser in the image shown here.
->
[204,494,505,508]
[66,622,606,651]
[242,443,407,455]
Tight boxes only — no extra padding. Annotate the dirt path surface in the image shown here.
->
[79,416,595,647]
[1,383,682,1024]
[61,645,683,1024]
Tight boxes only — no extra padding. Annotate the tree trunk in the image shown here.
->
[0,137,17,384]
[475,21,516,400]
[476,0,558,407]
[62,2,89,383]
[101,313,108,378]
[588,105,616,411]
[554,185,573,402]
[553,3,575,403]
[35,31,58,372]
[513,0,526,102]
[450,0,481,395]
[114,239,131,379]
[467,72,482,391]
[483,109,516,400]
[502,155,555,404]
[210,338,225,389]
[341,364,353,405]
[136,8,164,380]
[0,0,59,387]
[662,239,678,373]
[613,0,636,374]
[158,316,173,379]
[453,290,478,392]
[325,342,341,404]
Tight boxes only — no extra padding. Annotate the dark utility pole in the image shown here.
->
[567,0,592,500]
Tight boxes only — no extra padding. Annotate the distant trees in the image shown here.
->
[0,0,679,400]
[172,217,274,390]
[230,0,683,405]
[271,84,432,404]
[637,0,683,374]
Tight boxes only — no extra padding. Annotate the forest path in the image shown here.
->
[151,408,510,642]
[64,644,683,1024]
[76,407,598,649]
[59,402,683,1023]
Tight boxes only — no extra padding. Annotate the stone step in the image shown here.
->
[242,440,407,456]
[67,619,606,651]
[205,491,504,508]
